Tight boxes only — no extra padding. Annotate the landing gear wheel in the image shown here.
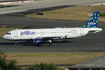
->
[48,40,53,45]
[48,42,53,45]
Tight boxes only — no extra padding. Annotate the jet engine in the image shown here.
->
[33,39,45,44]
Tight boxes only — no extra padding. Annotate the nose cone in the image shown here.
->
[2,35,6,39]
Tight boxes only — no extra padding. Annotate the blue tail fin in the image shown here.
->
[82,11,100,28]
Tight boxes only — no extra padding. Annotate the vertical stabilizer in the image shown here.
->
[82,11,100,28]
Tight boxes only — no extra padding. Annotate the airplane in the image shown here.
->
[2,11,102,45]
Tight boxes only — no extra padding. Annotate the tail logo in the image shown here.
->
[82,11,100,28]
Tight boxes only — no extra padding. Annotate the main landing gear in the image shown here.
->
[48,40,53,45]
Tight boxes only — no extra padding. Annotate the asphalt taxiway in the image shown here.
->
[0,17,105,52]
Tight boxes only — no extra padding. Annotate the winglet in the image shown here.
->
[82,11,100,28]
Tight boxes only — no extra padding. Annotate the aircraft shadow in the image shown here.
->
[53,40,73,43]
[0,42,15,46]
[0,40,73,47]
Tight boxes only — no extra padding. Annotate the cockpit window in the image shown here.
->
[6,32,11,35]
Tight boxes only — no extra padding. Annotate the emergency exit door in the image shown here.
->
[14,31,18,37]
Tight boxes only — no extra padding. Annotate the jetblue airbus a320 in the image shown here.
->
[2,11,102,45]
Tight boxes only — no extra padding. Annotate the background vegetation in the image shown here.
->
[26,5,105,22]
[0,56,60,70]
[6,53,105,65]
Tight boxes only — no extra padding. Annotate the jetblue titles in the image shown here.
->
[20,31,35,36]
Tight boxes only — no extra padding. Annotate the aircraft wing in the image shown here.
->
[33,36,66,44]
[36,36,64,40]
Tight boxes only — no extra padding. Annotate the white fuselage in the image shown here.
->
[2,27,102,40]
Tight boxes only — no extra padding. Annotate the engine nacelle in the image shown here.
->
[33,39,45,44]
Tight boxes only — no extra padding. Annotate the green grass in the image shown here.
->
[4,52,96,69]
[5,52,105,65]
[44,10,60,14]
[0,4,3,7]
[6,52,104,57]
[0,4,8,7]
[25,5,105,22]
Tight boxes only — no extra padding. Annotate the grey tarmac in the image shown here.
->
[0,0,105,14]
[71,55,105,68]
[0,17,105,52]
